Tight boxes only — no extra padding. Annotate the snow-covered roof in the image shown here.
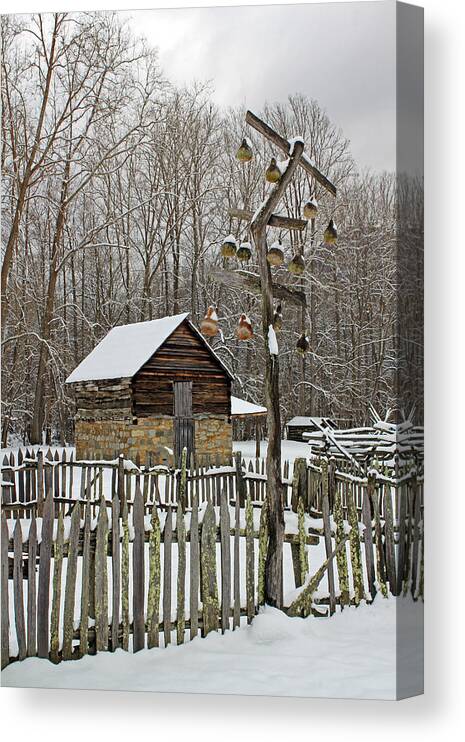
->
[67,313,211,384]
[287,416,336,427]
[231,396,267,417]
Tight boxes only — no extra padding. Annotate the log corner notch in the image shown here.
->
[228,110,336,609]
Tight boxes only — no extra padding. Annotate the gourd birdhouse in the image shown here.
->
[273,304,283,332]
[236,313,253,341]
[288,254,305,276]
[265,157,281,183]
[236,138,253,162]
[237,242,252,262]
[296,333,310,355]
[324,218,338,244]
[200,306,219,337]
[303,197,318,219]
[267,240,285,266]
[221,234,237,258]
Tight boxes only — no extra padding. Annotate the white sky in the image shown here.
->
[120,1,397,172]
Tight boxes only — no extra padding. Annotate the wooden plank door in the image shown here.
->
[174,382,194,467]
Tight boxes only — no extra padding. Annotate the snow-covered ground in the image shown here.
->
[1,597,422,699]
[233,438,311,463]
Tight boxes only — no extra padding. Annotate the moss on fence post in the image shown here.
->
[346,482,364,605]
[333,473,350,607]
[178,447,188,513]
[147,502,161,648]
[298,496,308,584]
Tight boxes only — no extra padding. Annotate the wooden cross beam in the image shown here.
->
[210,268,307,308]
[229,207,307,232]
[246,110,337,197]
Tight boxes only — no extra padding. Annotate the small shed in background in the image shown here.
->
[231,396,267,458]
[286,416,336,442]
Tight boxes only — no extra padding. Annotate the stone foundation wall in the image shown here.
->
[194,415,232,463]
[75,414,232,464]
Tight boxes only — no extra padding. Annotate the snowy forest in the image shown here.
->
[1,11,423,446]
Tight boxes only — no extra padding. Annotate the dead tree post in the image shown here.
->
[222,111,336,607]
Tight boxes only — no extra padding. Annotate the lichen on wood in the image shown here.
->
[200,501,219,635]
[346,482,364,605]
[287,536,349,618]
[298,496,308,584]
[333,476,350,606]
[147,502,161,648]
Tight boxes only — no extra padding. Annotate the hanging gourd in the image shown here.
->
[272,303,283,332]
[237,242,252,262]
[236,313,253,341]
[324,218,338,244]
[200,306,219,337]
[288,253,305,276]
[236,138,253,162]
[221,234,237,258]
[267,240,285,266]
[303,197,318,219]
[296,333,310,355]
[265,157,281,183]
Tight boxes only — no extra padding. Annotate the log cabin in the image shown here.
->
[66,313,234,466]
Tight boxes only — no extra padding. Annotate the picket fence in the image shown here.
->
[1,447,424,670]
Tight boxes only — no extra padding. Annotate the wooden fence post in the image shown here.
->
[37,482,53,658]
[178,447,188,513]
[133,484,145,652]
[333,466,350,607]
[245,496,255,624]
[234,451,246,507]
[27,515,37,657]
[220,489,231,633]
[1,514,9,668]
[201,501,219,636]
[363,473,377,601]
[62,503,80,660]
[95,495,109,652]
[383,482,397,595]
[13,519,26,661]
[257,498,269,607]
[163,507,173,646]
[189,488,200,640]
[121,497,130,651]
[321,460,336,615]
[176,503,186,645]
[346,481,364,605]
[79,503,91,657]
[111,473,120,652]
[147,502,161,649]
[50,511,64,663]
